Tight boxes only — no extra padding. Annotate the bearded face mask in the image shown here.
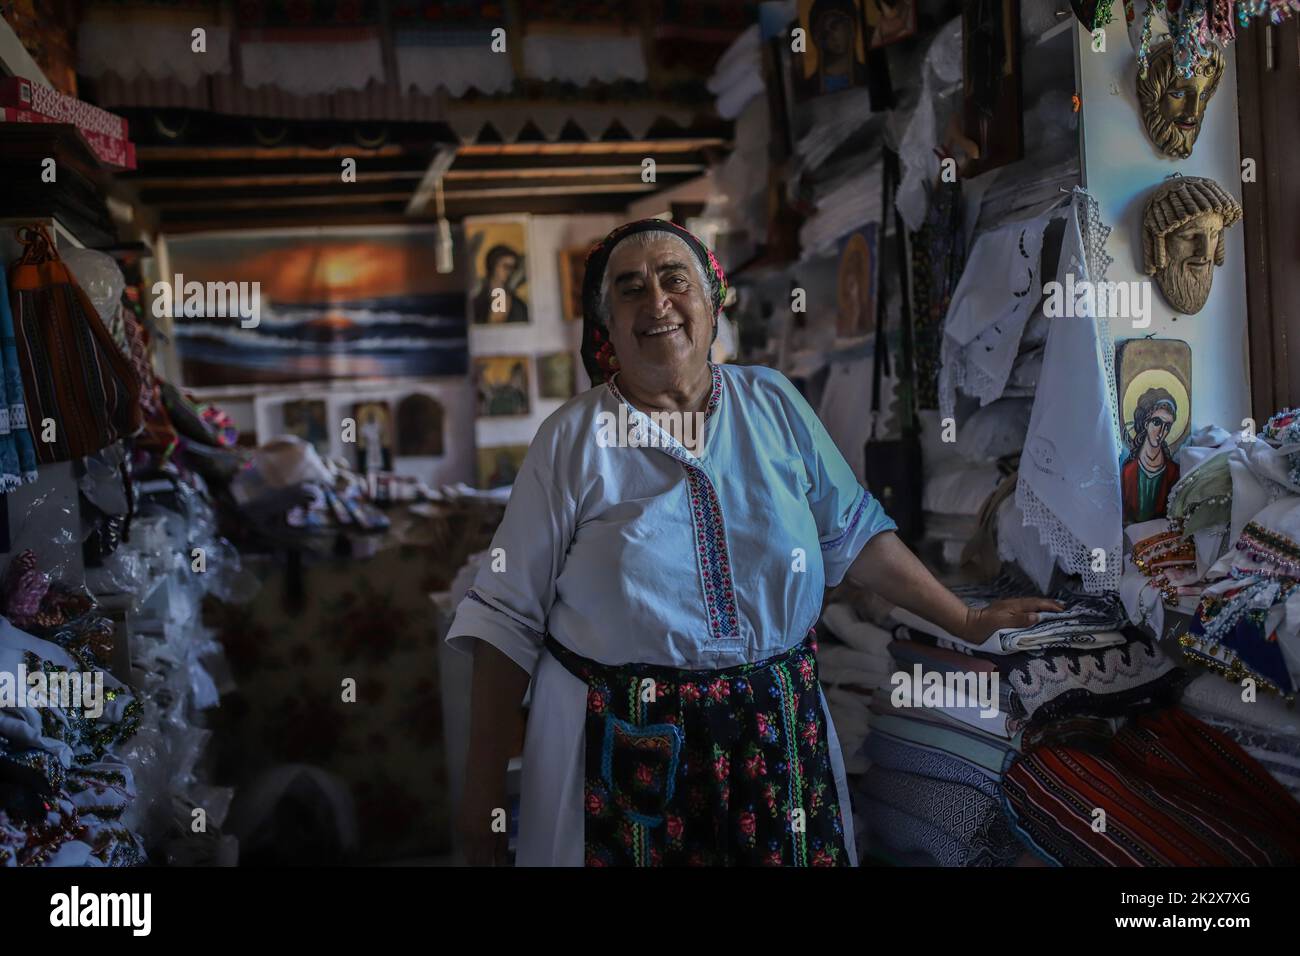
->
[1137,41,1225,160]
[1141,176,1242,316]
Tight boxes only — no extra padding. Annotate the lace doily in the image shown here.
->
[1077,188,1125,458]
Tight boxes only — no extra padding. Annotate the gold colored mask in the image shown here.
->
[1141,176,1242,315]
[1137,41,1225,160]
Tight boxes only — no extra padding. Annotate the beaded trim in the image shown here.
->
[1178,631,1294,702]
[1236,521,1300,576]
[1131,530,1196,571]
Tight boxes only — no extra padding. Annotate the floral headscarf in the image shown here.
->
[580,218,728,386]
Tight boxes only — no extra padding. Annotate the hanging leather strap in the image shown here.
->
[871,152,894,433]
[15,225,57,265]
[890,147,917,437]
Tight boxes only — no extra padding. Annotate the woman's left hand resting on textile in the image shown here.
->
[844,529,1063,646]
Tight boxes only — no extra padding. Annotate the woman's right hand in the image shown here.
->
[458,773,510,866]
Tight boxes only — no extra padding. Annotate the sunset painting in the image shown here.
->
[167,229,467,386]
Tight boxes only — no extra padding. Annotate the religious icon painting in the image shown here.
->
[537,352,576,400]
[477,444,530,490]
[475,355,531,418]
[559,245,591,322]
[835,224,878,341]
[1116,338,1191,524]
[281,399,329,456]
[466,219,530,325]
[396,393,445,457]
[793,0,870,102]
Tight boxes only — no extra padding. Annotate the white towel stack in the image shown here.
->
[819,601,899,774]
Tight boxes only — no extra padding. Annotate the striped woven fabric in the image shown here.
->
[1004,707,1300,866]
[7,227,141,463]
[117,298,176,456]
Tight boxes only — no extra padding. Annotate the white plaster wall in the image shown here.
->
[257,378,477,486]
[1077,20,1251,431]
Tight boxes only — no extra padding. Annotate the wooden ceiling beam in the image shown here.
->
[444,162,706,179]
[134,143,419,162]
[155,192,634,232]
[455,137,726,156]
[140,171,696,205]
[442,183,658,200]
[129,170,427,190]
[156,192,415,211]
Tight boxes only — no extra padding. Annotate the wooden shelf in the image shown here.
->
[0,124,118,246]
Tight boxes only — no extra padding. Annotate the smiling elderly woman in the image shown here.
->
[446,219,1057,867]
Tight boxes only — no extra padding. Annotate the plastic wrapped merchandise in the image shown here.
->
[61,248,126,328]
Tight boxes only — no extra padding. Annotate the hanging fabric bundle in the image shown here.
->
[7,225,142,464]
[116,294,177,460]
[910,173,964,411]
[0,267,38,491]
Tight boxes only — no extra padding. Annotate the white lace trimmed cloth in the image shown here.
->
[936,210,1050,421]
[1012,189,1124,593]
[79,19,233,85]
[241,35,386,96]
[397,32,516,96]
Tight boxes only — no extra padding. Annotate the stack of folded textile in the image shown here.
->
[1117,411,1300,801]
[918,403,1029,571]
[707,23,764,121]
[1004,706,1300,865]
[892,577,1131,654]
[817,601,895,776]
[859,690,1024,867]
[1178,673,1300,803]
[1120,410,1300,672]
[856,575,1194,866]
[1180,494,1300,700]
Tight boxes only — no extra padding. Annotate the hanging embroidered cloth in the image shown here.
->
[936,208,1050,421]
[0,267,38,491]
[1013,189,1124,593]
[911,178,965,411]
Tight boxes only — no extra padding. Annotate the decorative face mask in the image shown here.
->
[1141,176,1242,315]
[1137,41,1225,160]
